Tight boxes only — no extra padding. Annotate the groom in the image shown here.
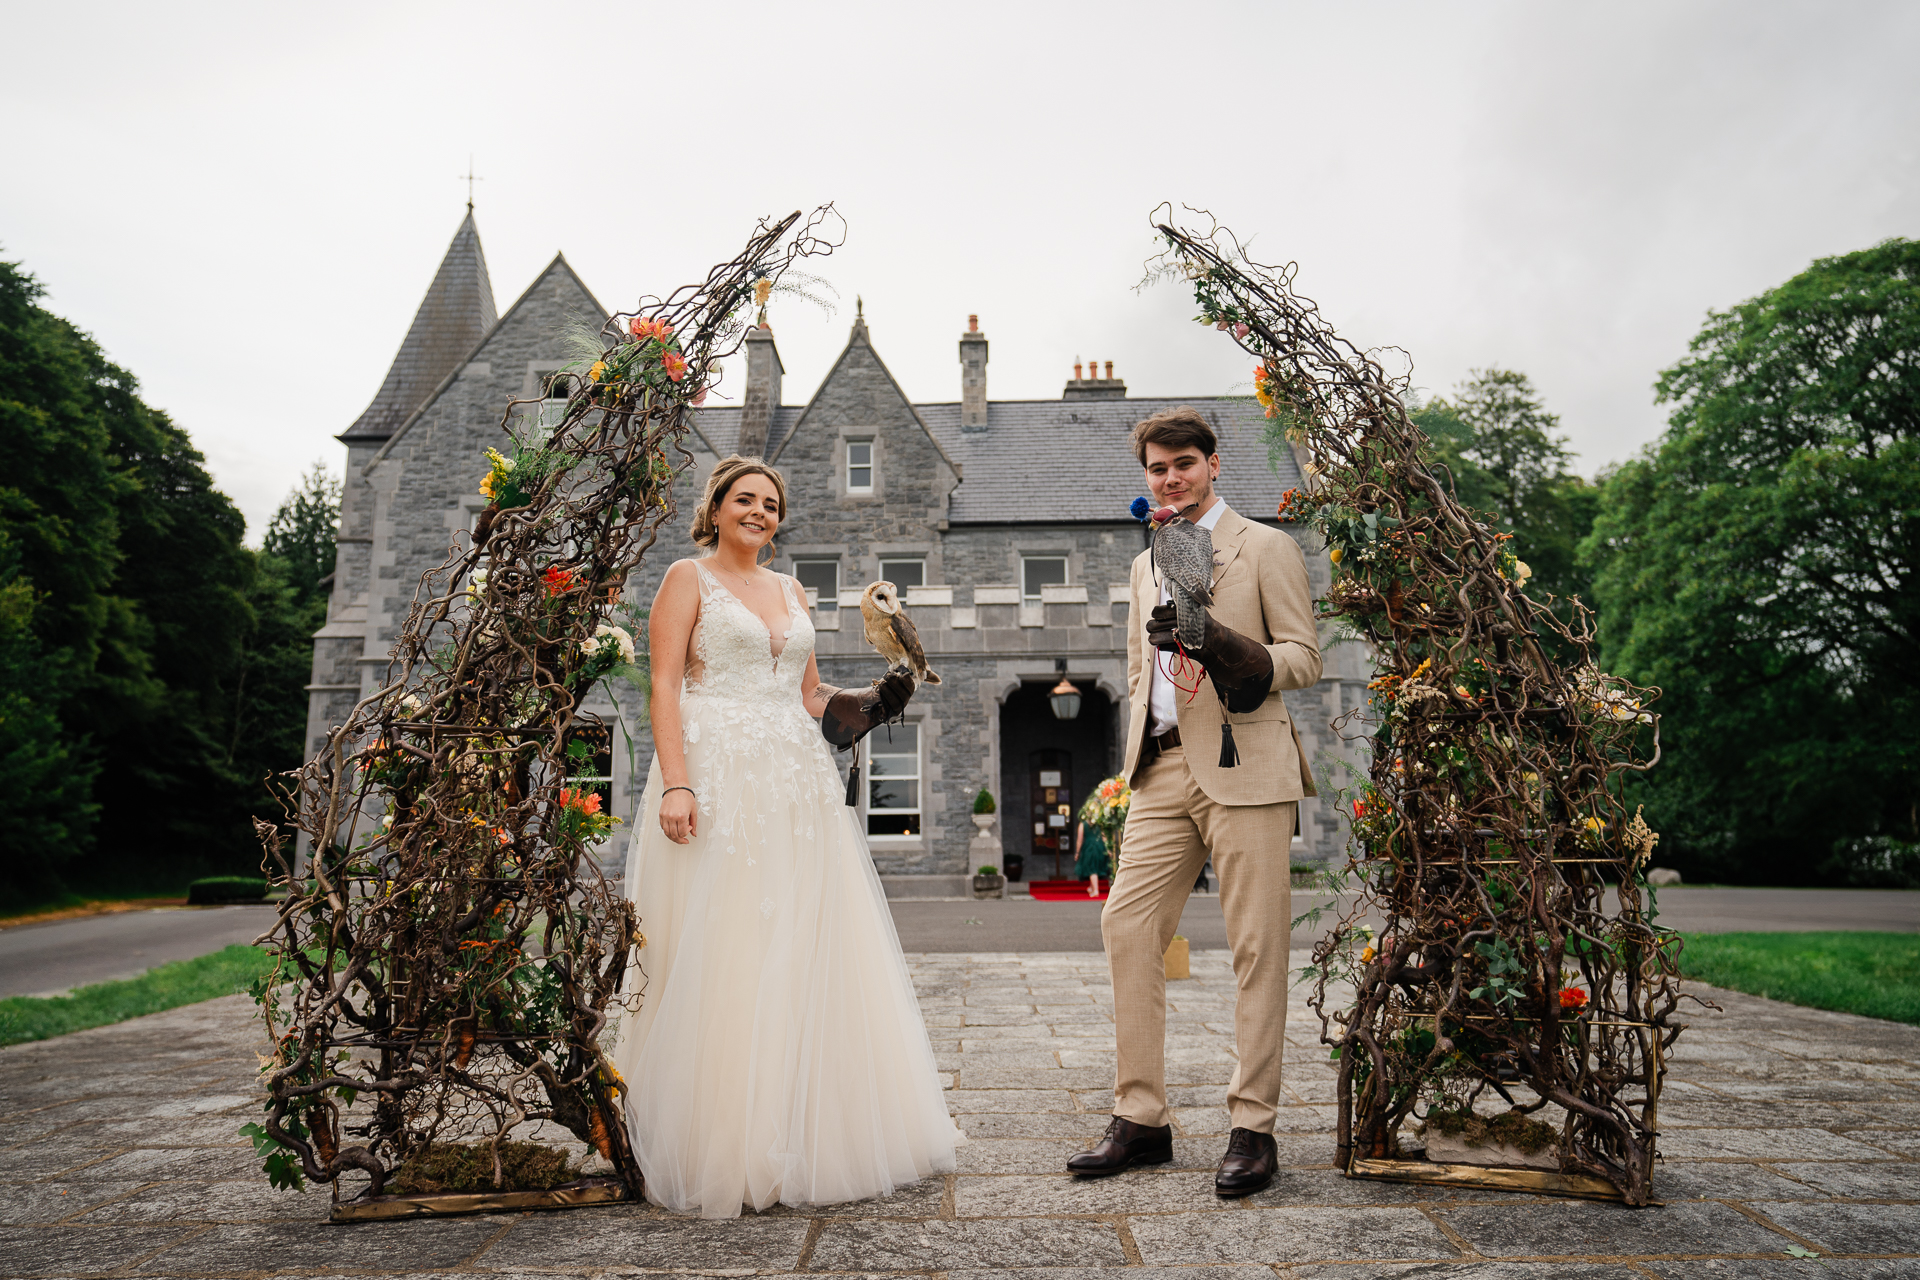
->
[1068,408,1321,1196]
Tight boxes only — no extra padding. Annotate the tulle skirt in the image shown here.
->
[615,729,960,1218]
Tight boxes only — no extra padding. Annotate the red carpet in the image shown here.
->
[1024,878,1109,901]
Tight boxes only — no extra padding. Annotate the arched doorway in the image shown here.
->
[997,679,1117,881]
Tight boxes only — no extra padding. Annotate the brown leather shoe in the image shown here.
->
[1214,1127,1278,1196]
[1066,1116,1174,1177]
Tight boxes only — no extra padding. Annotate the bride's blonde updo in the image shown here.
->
[691,455,789,548]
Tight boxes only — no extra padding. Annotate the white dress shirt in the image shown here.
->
[1146,499,1230,738]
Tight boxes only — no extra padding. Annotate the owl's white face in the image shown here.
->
[865,581,900,615]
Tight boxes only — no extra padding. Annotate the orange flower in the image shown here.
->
[560,788,603,816]
[628,316,674,343]
[661,350,689,382]
[1560,987,1588,1011]
[1352,798,1367,820]
[542,565,577,596]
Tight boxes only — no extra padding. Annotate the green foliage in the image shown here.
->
[0,530,97,903]
[1680,932,1920,1025]
[239,1120,307,1192]
[1585,239,1919,885]
[972,787,996,814]
[0,255,339,907]
[0,943,275,1046]
[977,865,999,876]
[1410,369,1599,611]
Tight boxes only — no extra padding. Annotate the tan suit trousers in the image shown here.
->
[1101,743,1294,1133]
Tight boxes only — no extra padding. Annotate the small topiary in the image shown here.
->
[187,876,268,904]
[972,788,996,815]
[977,865,1000,877]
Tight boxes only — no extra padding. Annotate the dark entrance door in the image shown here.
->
[998,679,1116,883]
[1029,750,1073,881]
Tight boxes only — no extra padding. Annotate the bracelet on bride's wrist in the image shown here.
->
[662,785,695,799]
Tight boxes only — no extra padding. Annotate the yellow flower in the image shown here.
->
[1512,559,1533,585]
[1329,548,1343,564]
[754,278,773,307]
[1360,946,1376,963]
[1255,386,1274,408]
[590,360,608,382]
[479,472,497,500]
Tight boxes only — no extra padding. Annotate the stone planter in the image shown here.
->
[972,873,1006,900]
[971,813,996,835]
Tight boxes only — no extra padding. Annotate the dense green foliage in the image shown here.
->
[0,258,338,909]
[1586,240,1919,886]
[1411,369,1602,615]
[1680,931,1920,1025]
[0,943,275,1046]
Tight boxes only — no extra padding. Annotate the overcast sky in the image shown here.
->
[4,1,1916,538]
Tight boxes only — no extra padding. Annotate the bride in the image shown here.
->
[613,454,962,1218]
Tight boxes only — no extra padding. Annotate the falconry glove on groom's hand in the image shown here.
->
[1147,603,1275,715]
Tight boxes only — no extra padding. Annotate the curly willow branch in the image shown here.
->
[1147,203,1693,1206]
[251,208,843,1202]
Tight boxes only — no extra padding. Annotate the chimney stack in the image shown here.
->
[734,326,784,457]
[1063,358,1127,400]
[959,314,989,429]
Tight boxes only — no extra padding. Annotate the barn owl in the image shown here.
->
[1150,505,1215,650]
[859,581,941,686]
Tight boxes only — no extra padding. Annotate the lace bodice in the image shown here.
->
[684,562,814,704]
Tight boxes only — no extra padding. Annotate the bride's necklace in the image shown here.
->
[719,563,761,594]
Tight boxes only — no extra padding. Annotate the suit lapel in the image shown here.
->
[1209,506,1249,588]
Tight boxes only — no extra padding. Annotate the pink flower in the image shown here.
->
[661,350,688,382]
[1233,323,1250,340]
[691,385,709,407]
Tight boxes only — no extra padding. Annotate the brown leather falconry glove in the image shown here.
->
[1147,603,1274,715]
[821,670,916,749]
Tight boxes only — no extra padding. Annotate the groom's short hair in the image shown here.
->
[1131,407,1218,465]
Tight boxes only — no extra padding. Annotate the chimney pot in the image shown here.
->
[1073,360,1083,381]
[968,314,978,333]
[1105,361,1114,380]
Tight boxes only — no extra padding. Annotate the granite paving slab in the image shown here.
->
[0,951,1913,1276]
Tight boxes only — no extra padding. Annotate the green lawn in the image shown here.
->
[0,945,275,1047]
[1679,931,1920,1026]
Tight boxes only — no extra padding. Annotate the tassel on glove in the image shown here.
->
[1147,603,1274,769]
[821,669,917,805]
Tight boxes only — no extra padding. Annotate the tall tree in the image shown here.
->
[0,254,261,901]
[231,466,339,820]
[1585,238,1919,885]
[1412,370,1599,609]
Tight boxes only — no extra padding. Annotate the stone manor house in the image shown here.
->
[306,213,1367,895]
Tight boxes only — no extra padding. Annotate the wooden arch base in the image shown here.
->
[330,1175,631,1223]
[1346,1157,1654,1206]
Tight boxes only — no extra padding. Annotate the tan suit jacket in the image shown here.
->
[1123,506,1322,805]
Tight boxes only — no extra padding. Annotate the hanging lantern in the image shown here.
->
[1049,673,1083,721]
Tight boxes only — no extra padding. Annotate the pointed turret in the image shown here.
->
[341,211,497,441]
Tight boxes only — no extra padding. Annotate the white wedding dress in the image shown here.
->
[614,561,961,1218]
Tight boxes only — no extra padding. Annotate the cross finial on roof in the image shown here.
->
[856,295,863,318]
[458,155,484,210]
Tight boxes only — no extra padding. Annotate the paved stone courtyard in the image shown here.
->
[2,949,1917,1278]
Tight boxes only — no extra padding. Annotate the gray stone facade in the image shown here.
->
[306,217,1369,889]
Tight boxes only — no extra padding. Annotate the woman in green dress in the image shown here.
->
[1072,818,1109,887]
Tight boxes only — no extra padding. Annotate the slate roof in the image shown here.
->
[342,212,498,441]
[686,406,803,460]
[922,397,1302,525]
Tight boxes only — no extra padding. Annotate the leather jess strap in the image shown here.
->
[1152,727,1182,752]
